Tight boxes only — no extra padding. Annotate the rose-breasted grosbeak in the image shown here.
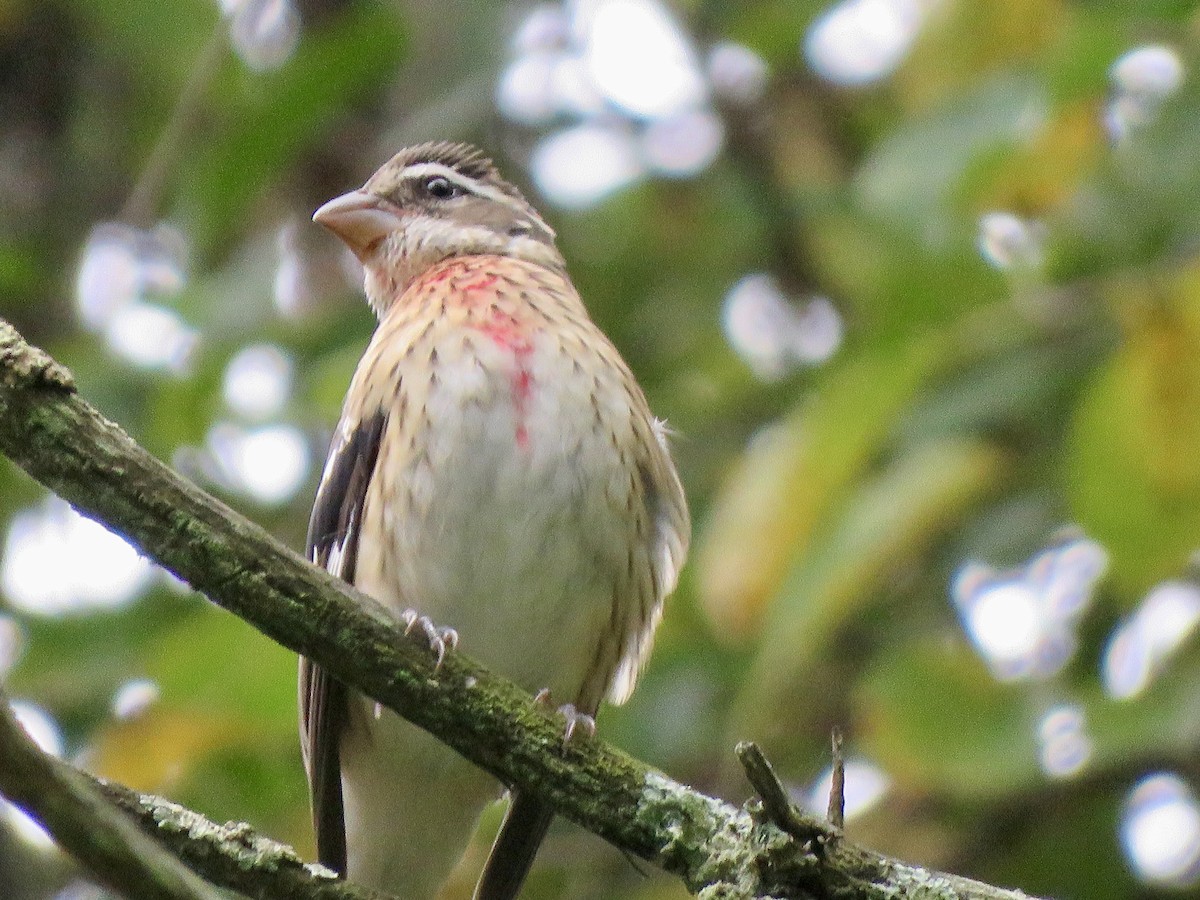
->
[302,142,689,899]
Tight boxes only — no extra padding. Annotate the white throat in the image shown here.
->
[362,218,563,316]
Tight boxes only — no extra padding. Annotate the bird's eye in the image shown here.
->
[424,176,458,199]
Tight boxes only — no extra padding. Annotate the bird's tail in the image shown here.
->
[473,792,555,900]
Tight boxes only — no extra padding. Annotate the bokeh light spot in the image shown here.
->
[4,702,63,851]
[2,498,154,616]
[104,301,199,374]
[722,274,842,379]
[640,108,724,177]
[977,211,1047,272]
[530,124,644,209]
[583,0,706,119]
[1037,704,1092,779]
[1122,773,1200,887]
[1103,581,1200,699]
[805,0,926,86]
[1105,45,1185,142]
[207,423,311,505]
[226,0,301,71]
[707,42,769,106]
[111,679,161,721]
[497,51,561,126]
[803,758,891,821]
[222,344,294,421]
[952,536,1108,681]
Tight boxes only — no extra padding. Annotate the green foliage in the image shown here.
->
[2,1,1199,898]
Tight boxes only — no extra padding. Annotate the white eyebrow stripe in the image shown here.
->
[399,160,557,241]
[399,162,513,205]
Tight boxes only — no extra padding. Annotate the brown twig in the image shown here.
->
[736,740,839,853]
[828,727,845,832]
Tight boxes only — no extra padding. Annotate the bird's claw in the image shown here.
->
[401,609,458,671]
[534,690,595,751]
[558,703,596,747]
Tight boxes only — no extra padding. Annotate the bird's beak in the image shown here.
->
[312,190,405,261]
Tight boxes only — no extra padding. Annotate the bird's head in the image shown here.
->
[313,142,562,315]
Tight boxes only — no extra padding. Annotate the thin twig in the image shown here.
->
[120,23,228,228]
[735,741,838,852]
[828,727,845,832]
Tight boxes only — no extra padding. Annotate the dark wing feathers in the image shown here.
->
[298,659,348,872]
[300,411,388,877]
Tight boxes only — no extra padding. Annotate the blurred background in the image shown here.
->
[2,0,1199,897]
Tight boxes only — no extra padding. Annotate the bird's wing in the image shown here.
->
[299,411,389,876]
[606,417,691,706]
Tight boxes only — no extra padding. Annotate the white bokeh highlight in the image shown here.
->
[206,422,311,505]
[802,758,891,821]
[640,109,724,177]
[497,51,561,125]
[4,701,64,850]
[952,535,1108,681]
[222,344,294,421]
[977,211,1047,273]
[111,679,162,721]
[1103,580,1200,700]
[1122,773,1200,888]
[500,0,727,207]
[1111,45,1185,99]
[104,301,199,374]
[1036,704,1092,779]
[2,497,154,616]
[75,222,197,373]
[1105,45,1185,142]
[530,124,645,209]
[582,0,707,119]
[722,274,843,379]
[75,224,142,331]
[223,0,301,71]
[805,0,929,86]
[707,42,770,106]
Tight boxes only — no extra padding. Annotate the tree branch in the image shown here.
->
[94,778,389,900]
[0,684,222,900]
[0,319,1038,900]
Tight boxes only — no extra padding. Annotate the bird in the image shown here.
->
[301,141,689,899]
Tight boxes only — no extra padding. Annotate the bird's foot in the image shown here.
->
[401,609,458,671]
[534,690,596,751]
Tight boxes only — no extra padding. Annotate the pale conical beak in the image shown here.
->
[312,190,404,261]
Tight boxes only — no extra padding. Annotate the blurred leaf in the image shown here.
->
[980,789,1135,900]
[6,590,197,741]
[697,336,944,639]
[730,436,1009,760]
[174,741,307,841]
[861,635,1200,803]
[88,706,248,793]
[858,639,1040,800]
[856,73,1051,244]
[1070,268,1200,593]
